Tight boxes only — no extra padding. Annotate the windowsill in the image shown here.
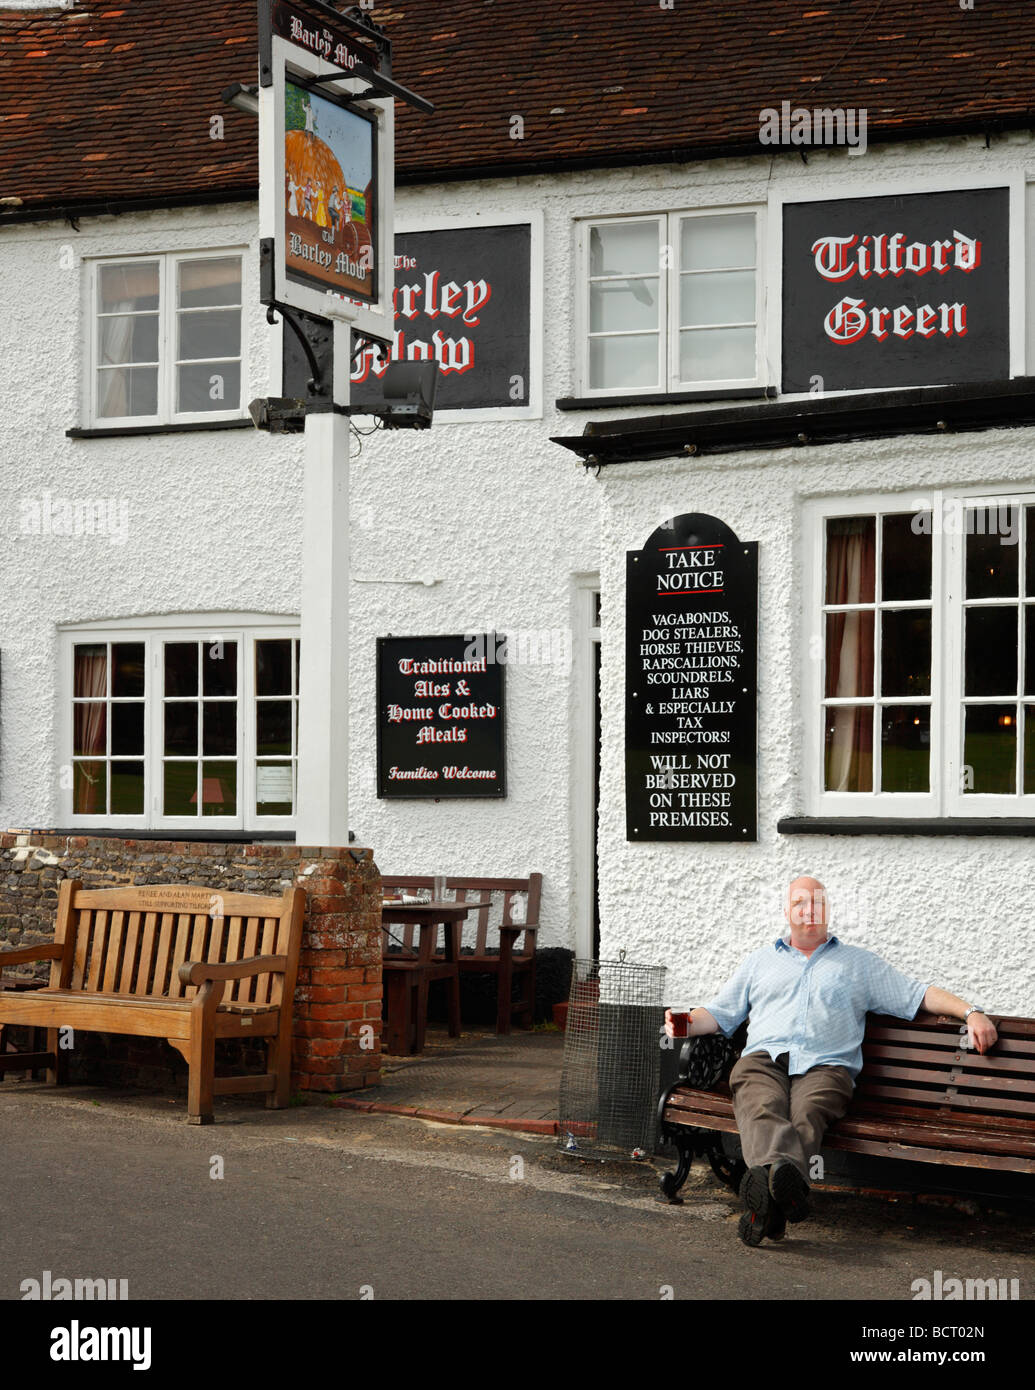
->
[555,386,775,411]
[66,419,254,440]
[51,829,296,843]
[778,816,1035,837]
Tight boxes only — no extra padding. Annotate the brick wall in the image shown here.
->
[0,833,382,1095]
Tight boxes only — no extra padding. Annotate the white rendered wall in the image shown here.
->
[3,131,1035,988]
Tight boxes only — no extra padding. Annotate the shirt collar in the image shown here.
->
[776,934,838,952]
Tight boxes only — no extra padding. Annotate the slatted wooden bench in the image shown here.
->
[382,874,541,1033]
[0,880,305,1125]
[658,1010,1035,1201]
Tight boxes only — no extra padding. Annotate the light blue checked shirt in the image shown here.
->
[701,935,929,1081]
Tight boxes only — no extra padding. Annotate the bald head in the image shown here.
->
[784,876,829,944]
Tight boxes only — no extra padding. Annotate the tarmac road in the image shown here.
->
[2,1084,1033,1306]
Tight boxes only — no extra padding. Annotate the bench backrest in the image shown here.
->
[49,880,305,1006]
[856,1010,1035,1128]
[381,874,541,958]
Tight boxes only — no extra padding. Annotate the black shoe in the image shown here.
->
[737,1165,772,1247]
[769,1160,811,1223]
[764,1202,787,1241]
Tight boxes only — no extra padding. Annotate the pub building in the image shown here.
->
[1,0,1034,1070]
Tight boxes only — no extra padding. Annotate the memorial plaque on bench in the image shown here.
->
[626,513,758,841]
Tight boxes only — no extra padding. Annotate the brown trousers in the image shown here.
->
[729,1050,854,1180]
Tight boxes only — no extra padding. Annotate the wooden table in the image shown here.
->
[381,899,487,1055]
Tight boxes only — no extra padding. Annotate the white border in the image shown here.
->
[58,614,299,832]
[260,33,395,347]
[83,249,249,428]
[801,484,1035,818]
[346,210,544,423]
[767,172,1026,400]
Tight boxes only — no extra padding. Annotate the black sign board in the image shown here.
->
[377,634,506,798]
[351,223,532,411]
[626,514,757,842]
[272,0,382,72]
[782,187,1010,394]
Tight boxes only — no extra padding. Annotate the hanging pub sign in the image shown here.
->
[626,514,757,842]
[258,0,395,347]
[377,635,506,798]
[781,187,1010,394]
[351,222,534,412]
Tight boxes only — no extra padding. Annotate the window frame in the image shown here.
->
[59,616,299,832]
[575,204,766,400]
[84,249,248,429]
[803,487,1035,817]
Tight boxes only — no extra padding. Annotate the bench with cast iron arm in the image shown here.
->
[658,1010,1035,1203]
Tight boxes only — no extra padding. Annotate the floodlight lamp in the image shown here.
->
[222,82,260,117]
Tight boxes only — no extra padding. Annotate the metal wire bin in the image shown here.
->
[557,955,666,1161]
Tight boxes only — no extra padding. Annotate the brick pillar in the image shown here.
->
[292,847,383,1093]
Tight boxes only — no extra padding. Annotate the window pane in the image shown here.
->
[825,611,874,698]
[589,278,659,333]
[165,643,198,696]
[963,704,1016,794]
[678,326,755,381]
[681,213,755,271]
[111,702,144,756]
[1025,707,1035,794]
[679,270,754,327]
[99,261,159,313]
[881,610,931,697]
[201,762,237,816]
[589,221,658,277]
[964,607,1017,696]
[824,706,873,791]
[74,704,106,757]
[112,643,145,698]
[881,706,930,793]
[1027,607,1035,697]
[1027,507,1035,597]
[99,313,159,366]
[178,257,241,309]
[177,362,242,413]
[178,308,241,362]
[97,366,158,418]
[74,761,106,815]
[589,334,658,390]
[882,513,932,601]
[110,762,145,815]
[163,762,198,816]
[256,761,294,816]
[203,702,236,756]
[257,701,293,755]
[75,644,107,699]
[164,702,198,756]
[966,508,1019,598]
[826,517,875,604]
[257,640,293,696]
[203,641,237,696]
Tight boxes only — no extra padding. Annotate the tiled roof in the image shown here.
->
[2,0,1034,214]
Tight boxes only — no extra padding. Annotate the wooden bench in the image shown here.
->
[382,874,541,1034]
[658,1010,1035,1201]
[0,880,305,1125]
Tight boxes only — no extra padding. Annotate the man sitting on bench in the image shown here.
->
[664,875,998,1247]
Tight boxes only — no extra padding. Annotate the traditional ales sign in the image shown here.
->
[377,635,506,798]
[626,514,757,842]
[782,187,1010,393]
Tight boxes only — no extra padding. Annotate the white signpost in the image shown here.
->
[255,0,430,844]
